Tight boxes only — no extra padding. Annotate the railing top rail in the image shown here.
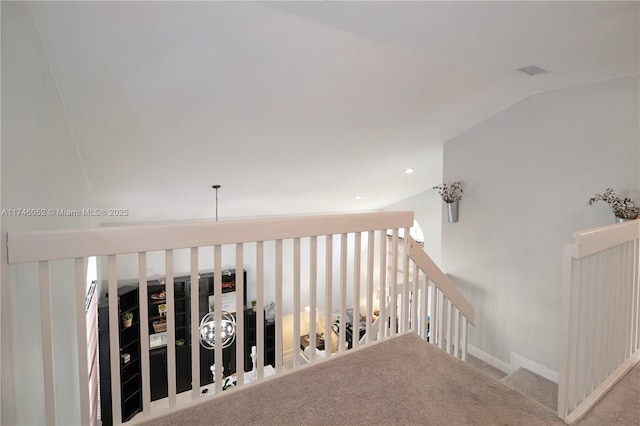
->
[7,211,413,264]
[407,237,476,325]
[570,219,639,259]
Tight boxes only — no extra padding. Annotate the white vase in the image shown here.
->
[266,305,276,322]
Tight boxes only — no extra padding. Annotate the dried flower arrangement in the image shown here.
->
[433,182,463,203]
[588,188,638,219]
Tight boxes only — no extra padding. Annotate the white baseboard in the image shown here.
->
[511,352,558,384]
[467,345,559,383]
[467,344,512,374]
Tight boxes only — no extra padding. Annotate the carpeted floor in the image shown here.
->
[140,333,564,426]
[463,357,639,425]
[467,354,508,381]
[501,368,558,411]
[576,362,640,426]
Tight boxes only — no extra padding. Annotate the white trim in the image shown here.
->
[467,345,560,383]
[408,238,475,325]
[467,344,513,374]
[39,262,57,425]
[511,352,559,384]
[557,243,574,417]
[138,254,151,416]
[7,211,413,264]
[74,258,90,424]
[564,349,640,425]
[572,220,640,258]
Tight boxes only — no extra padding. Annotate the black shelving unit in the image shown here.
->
[98,286,142,425]
[147,278,191,401]
[244,309,276,371]
[99,270,252,411]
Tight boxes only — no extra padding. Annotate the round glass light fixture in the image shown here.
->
[404,168,415,174]
[199,311,237,349]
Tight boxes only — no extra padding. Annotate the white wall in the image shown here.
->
[1,3,96,424]
[384,144,444,264]
[441,76,639,371]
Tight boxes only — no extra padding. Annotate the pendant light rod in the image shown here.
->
[212,185,221,222]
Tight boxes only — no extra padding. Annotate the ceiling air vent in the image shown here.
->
[518,65,548,76]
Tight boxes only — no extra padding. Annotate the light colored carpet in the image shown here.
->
[140,333,563,426]
[576,362,640,426]
[467,354,508,381]
[501,368,558,411]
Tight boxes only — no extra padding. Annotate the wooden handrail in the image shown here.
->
[7,211,413,264]
[408,236,476,326]
[571,219,640,258]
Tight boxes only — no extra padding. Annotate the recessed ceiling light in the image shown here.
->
[405,168,415,174]
[517,65,548,76]
[354,195,363,200]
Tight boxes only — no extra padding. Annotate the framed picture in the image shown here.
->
[200,270,247,315]
[208,292,237,314]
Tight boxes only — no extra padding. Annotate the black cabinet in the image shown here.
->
[149,347,167,401]
[98,286,142,425]
[145,270,248,396]
[99,270,251,413]
[147,278,192,400]
[244,309,276,372]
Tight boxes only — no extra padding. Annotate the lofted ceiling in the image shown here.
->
[28,1,639,223]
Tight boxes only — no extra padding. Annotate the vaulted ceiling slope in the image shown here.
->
[28,1,639,222]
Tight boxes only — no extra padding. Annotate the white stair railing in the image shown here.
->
[558,219,640,424]
[406,237,475,359]
[6,211,475,425]
[356,236,475,358]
